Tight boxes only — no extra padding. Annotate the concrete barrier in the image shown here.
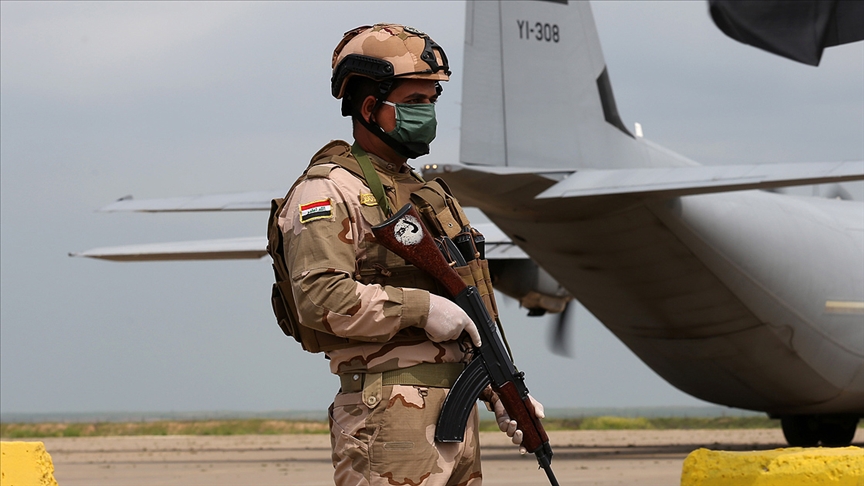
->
[0,442,59,486]
[681,446,863,486]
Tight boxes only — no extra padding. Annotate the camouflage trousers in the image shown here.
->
[329,384,482,486]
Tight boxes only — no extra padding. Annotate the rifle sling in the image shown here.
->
[351,142,392,216]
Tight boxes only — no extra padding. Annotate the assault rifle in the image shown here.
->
[372,204,559,486]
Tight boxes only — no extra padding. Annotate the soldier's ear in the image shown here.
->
[361,95,378,123]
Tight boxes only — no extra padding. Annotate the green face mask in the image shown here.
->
[382,101,438,148]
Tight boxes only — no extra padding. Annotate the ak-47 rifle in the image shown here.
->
[372,204,559,486]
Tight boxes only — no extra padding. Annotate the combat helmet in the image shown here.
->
[331,23,450,100]
[331,24,451,158]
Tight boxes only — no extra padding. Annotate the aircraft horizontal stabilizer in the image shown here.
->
[537,161,864,199]
[99,190,285,212]
[69,237,268,261]
[70,224,525,262]
[422,164,574,209]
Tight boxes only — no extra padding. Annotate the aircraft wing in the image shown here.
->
[88,160,858,260]
[70,222,526,261]
[69,237,268,261]
[538,161,864,199]
[424,161,864,201]
[99,190,285,212]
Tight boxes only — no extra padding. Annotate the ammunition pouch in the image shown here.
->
[455,258,499,320]
[410,179,500,321]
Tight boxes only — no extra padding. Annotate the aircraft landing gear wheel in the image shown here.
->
[819,416,859,447]
[781,415,859,447]
[781,415,820,447]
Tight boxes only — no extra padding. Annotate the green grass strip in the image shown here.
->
[0,419,330,438]
[0,416,785,438]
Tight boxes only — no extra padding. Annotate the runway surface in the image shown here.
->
[39,428,864,485]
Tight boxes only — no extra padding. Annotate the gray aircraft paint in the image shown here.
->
[461,1,679,170]
[453,0,864,414]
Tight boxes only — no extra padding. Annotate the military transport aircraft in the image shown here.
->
[72,1,864,446]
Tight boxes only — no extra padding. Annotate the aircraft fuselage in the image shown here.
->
[484,190,864,415]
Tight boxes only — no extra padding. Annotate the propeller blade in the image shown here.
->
[550,300,573,357]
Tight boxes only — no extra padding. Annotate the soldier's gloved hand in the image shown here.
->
[490,391,545,454]
[424,294,482,346]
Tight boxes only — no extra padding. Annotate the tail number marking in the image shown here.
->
[517,20,559,43]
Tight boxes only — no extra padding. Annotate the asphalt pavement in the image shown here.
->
[38,428,863,485]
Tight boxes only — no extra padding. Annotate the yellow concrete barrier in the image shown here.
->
[0,442,59,486]
[681,446,864,486]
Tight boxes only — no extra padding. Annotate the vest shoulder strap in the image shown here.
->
[306,164,336,179]
[307,143,366,182]
[310,140,352,163]
[326,155,365,180]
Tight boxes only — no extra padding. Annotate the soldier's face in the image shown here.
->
[365,79,439,132]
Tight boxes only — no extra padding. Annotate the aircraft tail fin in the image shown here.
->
[460,1,680,170]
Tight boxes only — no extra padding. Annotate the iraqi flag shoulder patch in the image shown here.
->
[299,198,332,223]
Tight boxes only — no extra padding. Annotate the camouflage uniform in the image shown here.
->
[278,141,482,485]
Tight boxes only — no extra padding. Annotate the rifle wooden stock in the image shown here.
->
[372,204,559,486]
[370,205,466,297]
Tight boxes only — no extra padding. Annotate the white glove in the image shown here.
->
[490,392,545,454]
[424,294,482,346]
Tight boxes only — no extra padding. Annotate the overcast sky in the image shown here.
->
[1,1,862,415]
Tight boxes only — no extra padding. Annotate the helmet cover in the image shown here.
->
[331,23,450,99]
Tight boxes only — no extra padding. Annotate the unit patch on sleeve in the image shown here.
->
[299,199,333,223]
[359,193,378,206]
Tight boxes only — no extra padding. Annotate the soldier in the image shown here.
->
[268,24,544,485]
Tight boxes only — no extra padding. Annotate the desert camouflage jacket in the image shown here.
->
[278,140,468,375]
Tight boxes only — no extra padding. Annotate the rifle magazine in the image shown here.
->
[434,358,490,443]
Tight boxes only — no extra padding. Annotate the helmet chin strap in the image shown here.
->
[353,112,429,159]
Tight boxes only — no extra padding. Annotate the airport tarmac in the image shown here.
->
[39,428,864,485]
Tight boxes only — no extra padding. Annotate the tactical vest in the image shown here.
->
[267,141,499,353]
